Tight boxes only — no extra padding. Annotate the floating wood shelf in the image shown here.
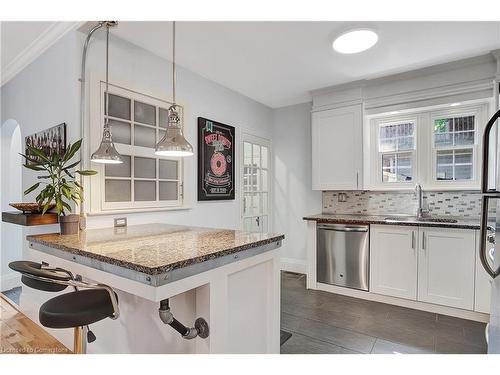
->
[2,211,59,226]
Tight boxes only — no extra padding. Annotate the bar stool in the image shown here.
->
[9,261,119,354]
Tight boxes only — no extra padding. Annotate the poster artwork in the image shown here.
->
[198,117,235,201]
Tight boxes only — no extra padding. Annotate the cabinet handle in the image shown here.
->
[411,231,415,249]
[356,172,359,189]
[422,231,426,250]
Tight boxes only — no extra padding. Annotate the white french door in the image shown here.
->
[241,134,271,233]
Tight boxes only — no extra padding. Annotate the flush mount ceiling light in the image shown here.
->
[91,22,123,164]
[155,21,194,157]
[332,29,378,54]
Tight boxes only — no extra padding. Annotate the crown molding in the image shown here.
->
[1,21,83,86]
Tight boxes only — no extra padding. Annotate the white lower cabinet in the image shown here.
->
[417,227,475,310]
[370,225,480,312]
[370,225,418,300]
[475,240,492,313]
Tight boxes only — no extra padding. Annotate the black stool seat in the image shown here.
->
[9,261,70,292]
[39,289,117,329]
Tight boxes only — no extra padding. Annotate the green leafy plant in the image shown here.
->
[21,139,97,216]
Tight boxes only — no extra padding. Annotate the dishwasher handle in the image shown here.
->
[317,224,368,233]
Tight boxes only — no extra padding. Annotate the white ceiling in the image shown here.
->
[2,21,500,107]
[112,21,500,108]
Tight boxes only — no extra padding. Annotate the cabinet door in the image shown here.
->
[475,230,492,313]
[418,227,475,310]
[370,225,418,300]
[311,104,362,190]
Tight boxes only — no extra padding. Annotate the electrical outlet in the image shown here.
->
[114,217,127,227]
[338,193,347,202]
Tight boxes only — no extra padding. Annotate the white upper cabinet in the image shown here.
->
[311,104,363,190]
[370,225,418,300]
[417,227,475,310]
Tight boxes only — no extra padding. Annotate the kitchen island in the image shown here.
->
[21,223,284,354]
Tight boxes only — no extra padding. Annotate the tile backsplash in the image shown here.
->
[323,190,485,218]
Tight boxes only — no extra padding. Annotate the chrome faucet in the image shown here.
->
[415,183,428,219]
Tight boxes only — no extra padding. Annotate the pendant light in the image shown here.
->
[155,21,194,157]
[91,23,123,164]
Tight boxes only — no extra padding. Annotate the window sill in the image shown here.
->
[87,206,193,216]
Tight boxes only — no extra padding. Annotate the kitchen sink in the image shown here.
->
[384,216,458,223]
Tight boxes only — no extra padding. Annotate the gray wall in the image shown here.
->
[271,103,322,270]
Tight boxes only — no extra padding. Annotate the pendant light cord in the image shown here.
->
[105,25,110,129]
[172,21,176,105]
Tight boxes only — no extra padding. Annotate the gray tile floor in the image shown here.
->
[280,272,487,354]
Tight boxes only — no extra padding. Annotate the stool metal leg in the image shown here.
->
[73,326,87,354]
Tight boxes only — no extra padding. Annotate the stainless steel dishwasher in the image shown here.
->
[316,223,369,291]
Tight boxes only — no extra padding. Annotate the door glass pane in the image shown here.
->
[262,192,268,214]
[261,169,268,191]
[243,167,251,192]
[134,180,156,201]
[134,157,156,179]
[261,215,268,232]
[105,155,131,178]
[252,144,261,168]
[134,101,156,126]
[159,159,178,180]
[243,218,252,231]
[244,142,252,167]
[254,168,260,191]
[251,216,260,232]
[105,180,131,202]
[159,181,178,201]
[253,192,262,215]
[134,125,156,148]
[243,193,252,216]
[107,94,131,120]
[109,119,131,145]
[261,146,268,169]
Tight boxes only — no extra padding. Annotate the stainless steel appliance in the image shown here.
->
[480,106,500,353]
[316,224,369,291]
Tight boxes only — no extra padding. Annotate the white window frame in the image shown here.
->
[369,115,419,190]
[366,102,488,191]
[89,81,186,214]
[428,105,486,189]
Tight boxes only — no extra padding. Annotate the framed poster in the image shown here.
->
[198,117,235,201]
[25,123,67,165]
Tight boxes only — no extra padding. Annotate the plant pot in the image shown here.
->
[59,214,80,235]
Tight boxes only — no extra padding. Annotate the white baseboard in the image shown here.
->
[281,258,307,274]
[314,282,490,323]
[1,273,21,292]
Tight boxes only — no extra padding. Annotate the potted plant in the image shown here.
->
[21,139,97,235]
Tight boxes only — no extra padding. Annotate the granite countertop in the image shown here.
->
[303,213,483,230]
[27,223,285,276]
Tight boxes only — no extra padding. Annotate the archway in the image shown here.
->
[1,119,23,293]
